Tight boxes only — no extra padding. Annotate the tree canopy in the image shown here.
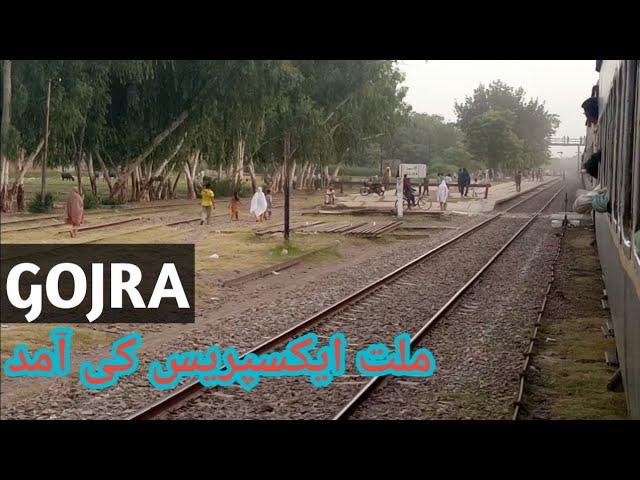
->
[454,80,559,173]
[1,60,410,210]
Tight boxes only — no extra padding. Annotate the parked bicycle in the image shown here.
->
[394,190,432,211]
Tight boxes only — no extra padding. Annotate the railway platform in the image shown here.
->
[334,176,558,214]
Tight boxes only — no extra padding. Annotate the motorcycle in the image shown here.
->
[360,180,385,197]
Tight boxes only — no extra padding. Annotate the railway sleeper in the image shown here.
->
[604,350,619,367]
[601,322,615,338]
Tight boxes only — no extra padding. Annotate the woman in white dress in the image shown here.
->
[437,178,449,211]
[250,186,268,222]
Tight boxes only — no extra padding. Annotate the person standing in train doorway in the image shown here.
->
[515,171,522,192]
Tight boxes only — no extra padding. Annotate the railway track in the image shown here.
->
[0,202,202,234]
[128,180,563,420]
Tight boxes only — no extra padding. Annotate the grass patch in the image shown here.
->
[1,325,116,363]
[522,228,628,419]
[301,245,342,264]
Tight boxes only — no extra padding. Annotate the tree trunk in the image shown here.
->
[171,170,182,198]
[297,162,308,190]
[15,149,25,212]
[130,171,137,202]
[145,161,152,184]
[217,163,223,180]
[183,150,200,199]
[136,134,184,201]
[331,163,341,184]
[270,167,279,193]
[1,60,11,212]
[289,160,297,190]
[233,139,245,189]
[110,109,189,198]
[95,149,113,195]
[247,158,258,193]
[6,140,44,212]
[184,163,195,199]
[86,153,98,197]
[1,159,9,212]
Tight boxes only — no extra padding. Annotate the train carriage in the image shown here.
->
[584,59,640,418]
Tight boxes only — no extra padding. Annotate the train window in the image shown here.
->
[634,64,640,265]
[608,74,621,224]
[613,68,625,229]
[621,61,637,247]
[600,88,612,189]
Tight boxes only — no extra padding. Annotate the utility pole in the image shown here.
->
[41,79,52,203]
[283,131,291,242]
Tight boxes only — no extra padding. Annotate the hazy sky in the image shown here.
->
[398,60,599,157]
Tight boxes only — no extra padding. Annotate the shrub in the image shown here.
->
[27,193,54,213]
[83,192,100,210]
[199,178,252,198]
[429,163,461,177]
[328,165,379,178]
[100,196,126,206]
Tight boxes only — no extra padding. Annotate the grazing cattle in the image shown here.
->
[61,171,75,181]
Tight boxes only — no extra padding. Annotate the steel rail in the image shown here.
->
[332,184,566,420]
[128,181,561,420]
[0,203,198,234]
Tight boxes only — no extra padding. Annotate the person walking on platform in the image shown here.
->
[200,182,215,225]
[515,171,522,192]
[265,189,273,219]
[383,164,392,192]
[325,185,336,205]
[460,168,470,197]
[437,177,449,211]
[230,191,241,221]
[65,187,84,238]
[403,174,416,208]
[250,186,268,222]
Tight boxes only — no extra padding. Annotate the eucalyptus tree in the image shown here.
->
[295,60,409,184]
[1,60,13,211]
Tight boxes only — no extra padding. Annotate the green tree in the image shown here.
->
[455,80,559,174]
[464,109,523,173]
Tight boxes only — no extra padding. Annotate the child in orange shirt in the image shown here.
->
[230,191,240,221]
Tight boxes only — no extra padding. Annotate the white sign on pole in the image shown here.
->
[399,163,427,179]
[396,177,403,218]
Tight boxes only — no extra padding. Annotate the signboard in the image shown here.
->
[399,163,427,179]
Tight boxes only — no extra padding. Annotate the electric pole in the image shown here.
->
[41,78,52,203]
[283,131,291,242]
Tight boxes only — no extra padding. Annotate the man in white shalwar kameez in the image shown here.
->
[250,187,268,222]
[437,178,449,211]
